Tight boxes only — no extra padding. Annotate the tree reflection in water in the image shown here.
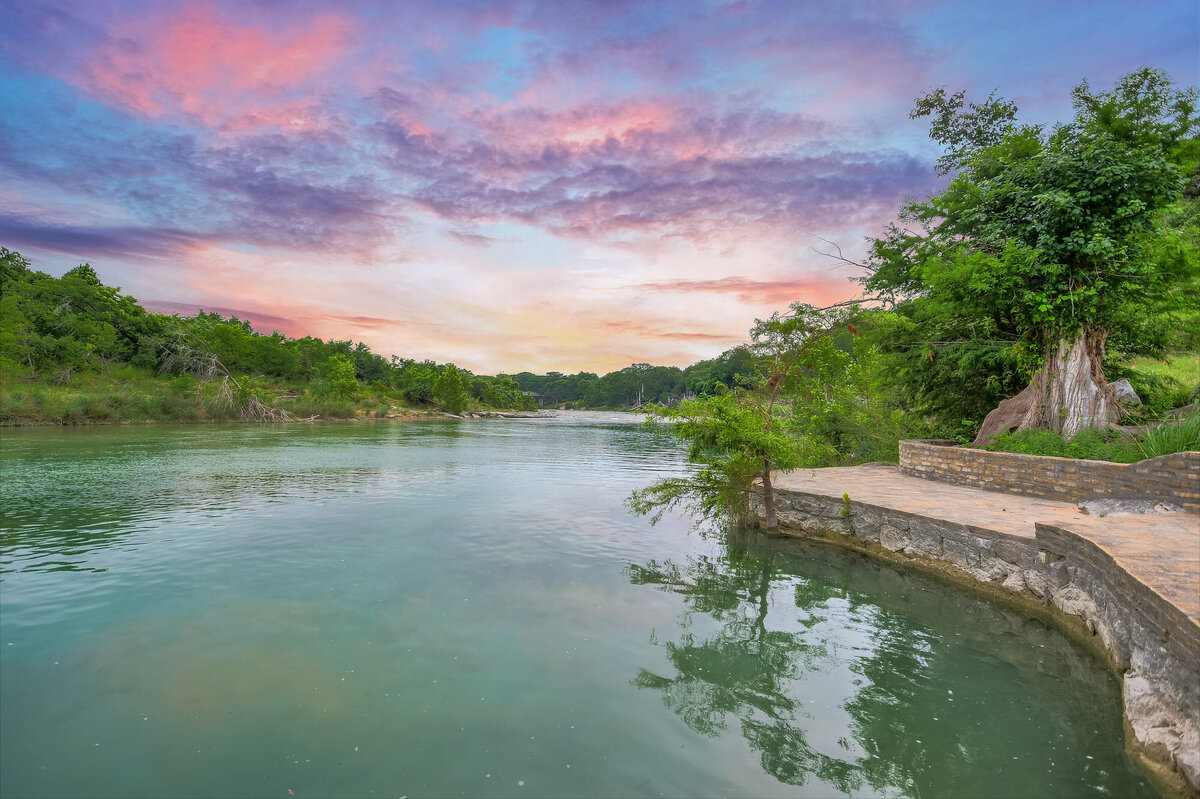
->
[627,530,1148,798]
[628,534,861,792]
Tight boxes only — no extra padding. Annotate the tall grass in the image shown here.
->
[290,397,357,419]
[2,367,239,424]
[1136,413,1200,459]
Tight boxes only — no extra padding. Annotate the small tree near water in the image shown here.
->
[628,303,861,530]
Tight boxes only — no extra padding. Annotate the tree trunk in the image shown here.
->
[761,458,777,529]
[973,325,1121,444]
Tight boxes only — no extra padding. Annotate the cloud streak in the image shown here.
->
[634,275,858,307]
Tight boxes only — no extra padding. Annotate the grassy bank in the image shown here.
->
[0,365,522,426]
[1129,352,1200,388]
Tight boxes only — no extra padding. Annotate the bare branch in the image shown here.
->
[807,234,869,271]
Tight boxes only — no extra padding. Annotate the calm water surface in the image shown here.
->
[1,418,1153,797]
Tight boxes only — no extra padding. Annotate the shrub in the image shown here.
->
[168,375,196,394]
[63,395,94,424]
[135,393,166,420]
[326,354,358,398]
[404,384,433,405]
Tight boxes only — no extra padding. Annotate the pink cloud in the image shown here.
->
[635,275,855,307]
[81,4,353,132]
[601,320,734,341]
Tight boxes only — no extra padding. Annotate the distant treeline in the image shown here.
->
[508,351,758,409]
[0,248,752,418]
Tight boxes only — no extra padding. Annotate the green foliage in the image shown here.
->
[0,359,368,425]
[628,392,785,525]
[404,384,433,405]
[325,354,358,398]
[433,365,468,414]
[0,247,32,292]
[308,377,334,399]
[1071,68,1200,160]
[911,86,1019,176]
[480,374,534,410]
[629,303,885,526]
[985,429,1142,463]
[509,364,688,408]
[1106,358,1196,422]
[289,396,356,420]
[0,250,541,423]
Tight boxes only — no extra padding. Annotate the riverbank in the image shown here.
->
[0,369,649,426]
[0,406,646,427]
[751,464,1200,797]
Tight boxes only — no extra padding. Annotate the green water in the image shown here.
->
[0,418,1154,798]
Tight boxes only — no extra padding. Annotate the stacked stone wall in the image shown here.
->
[898,439,1200,511]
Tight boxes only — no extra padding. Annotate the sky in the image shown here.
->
[1,1,1197,374]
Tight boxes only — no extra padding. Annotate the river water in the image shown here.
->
[0,417,1154,797]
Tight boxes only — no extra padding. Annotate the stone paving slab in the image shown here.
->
[772,464,1200,626]
[774,464,1094,538]
[1047,513,1200,627]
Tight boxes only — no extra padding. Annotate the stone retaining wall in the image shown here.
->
[898,439,1200,512]
[752,489,1200,795]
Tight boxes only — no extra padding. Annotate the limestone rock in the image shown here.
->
[1001,570,1026,593]
[1125,671,1200,787]
[879,525,909,552]
[1051,584,1098,619]
[942,538,978,571]
[1109,378,1142,406]
[1022,568,1050,599]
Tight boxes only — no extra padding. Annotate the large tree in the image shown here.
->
[864,68,1199,441]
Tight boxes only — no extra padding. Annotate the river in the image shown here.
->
[0,416,1155,797]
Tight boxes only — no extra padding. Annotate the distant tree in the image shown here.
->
[0,248,32,297]
[628,362,652,406]
[326,354,359,398]
[433,365,468,414]
[0,291,42,376]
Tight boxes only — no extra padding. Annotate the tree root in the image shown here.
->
[973,326,1122,445]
